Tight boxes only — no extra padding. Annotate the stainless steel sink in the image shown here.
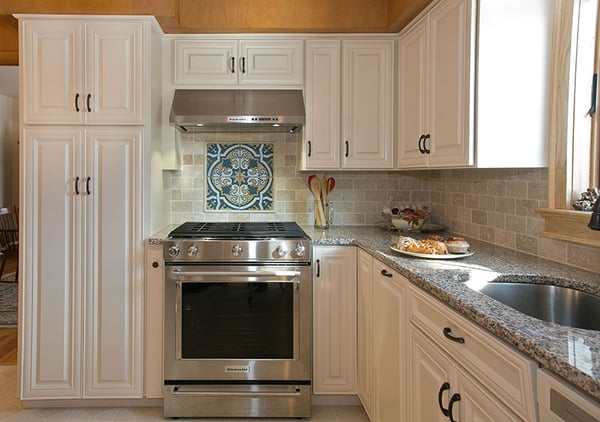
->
[474,282,600,331]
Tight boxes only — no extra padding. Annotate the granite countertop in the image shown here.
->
[304,225,600,402]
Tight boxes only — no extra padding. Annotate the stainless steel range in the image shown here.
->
[162,222,312,419]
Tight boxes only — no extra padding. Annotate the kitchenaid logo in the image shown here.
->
[225,365,249,373]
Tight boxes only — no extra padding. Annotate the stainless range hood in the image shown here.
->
[169,89,305,133]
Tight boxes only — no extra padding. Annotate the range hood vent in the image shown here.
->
[169,89,305,133]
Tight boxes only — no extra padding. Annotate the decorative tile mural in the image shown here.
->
[206,143,274,211]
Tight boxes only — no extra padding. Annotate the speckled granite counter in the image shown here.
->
[304,225,600,403]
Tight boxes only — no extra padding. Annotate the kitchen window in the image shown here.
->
[540,0,600,247]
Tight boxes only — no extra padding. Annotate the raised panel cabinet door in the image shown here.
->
[20,20,85,125]
[342,40,394,169]
[357,250,373,419]
[397,17,430,168]
[312,246,357,394]
[409,327,455,422]
[455,370,521,422]
[85,21,145,125]
[174,39,238,85]
[303,40,341,169]
[372,263,408,422]
[84,128,143,397]
[428,0,474,167]
[20,127,84,398]
[240,40,303,85]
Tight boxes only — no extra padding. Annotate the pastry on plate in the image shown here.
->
[405,239,448,255]
[396,236,417,250]
[446,237,470,254]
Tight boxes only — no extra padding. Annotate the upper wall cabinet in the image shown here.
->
[20,19,145,125]
[302,39,394,170]
[397,0,553,169]
[174,39,303,86]
[397,0,474,169]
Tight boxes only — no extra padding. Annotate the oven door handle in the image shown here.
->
[172,270,301,278]
[172,386,302,397]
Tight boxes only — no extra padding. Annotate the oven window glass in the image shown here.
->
[181,282,294,359]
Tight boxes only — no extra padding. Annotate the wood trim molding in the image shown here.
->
[538,208,600,247]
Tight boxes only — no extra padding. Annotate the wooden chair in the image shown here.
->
[0,206,18,282]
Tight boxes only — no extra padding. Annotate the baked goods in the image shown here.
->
[397,236,448,255]
[446,237,470,254]
[395,235,470,255]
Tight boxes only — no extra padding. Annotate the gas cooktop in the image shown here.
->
[168,221,308,240]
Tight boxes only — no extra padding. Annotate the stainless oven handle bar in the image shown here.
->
[172,387,302,397]
[172,270,301,278]
[176,279,300,285]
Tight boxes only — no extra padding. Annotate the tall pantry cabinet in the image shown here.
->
[17,15,166,400]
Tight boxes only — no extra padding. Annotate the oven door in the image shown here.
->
[164,264,312,382]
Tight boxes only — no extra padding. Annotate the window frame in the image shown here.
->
[539,0,600,248]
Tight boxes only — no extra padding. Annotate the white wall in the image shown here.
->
[0,65,19,207]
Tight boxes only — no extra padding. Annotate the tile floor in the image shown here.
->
[0,367,369,421]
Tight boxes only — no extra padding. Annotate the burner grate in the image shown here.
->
[168,221,306,239]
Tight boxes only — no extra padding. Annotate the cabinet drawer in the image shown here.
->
[409,287,537,421]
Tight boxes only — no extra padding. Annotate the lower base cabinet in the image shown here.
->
[410,326,521,421]
[313,246,357,394]
[372,260,409,422]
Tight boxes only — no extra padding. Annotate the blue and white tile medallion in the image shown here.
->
[206,143,274,211]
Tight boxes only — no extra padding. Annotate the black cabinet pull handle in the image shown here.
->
[418,134,425,153]
[380,269,393,278]
[443,327,465,344]
[316,259,321,277]
[307,140,312,157]
[231,57,235,74]
[423,134,431,154]
[75,93,80,112]
[438,382,451,417]
[86,94,92,112]
[448,393,461,422]
[588,73,597,116]
[86,177,91,195]
[74,176,80,195]
[152,261,159,268]
[345,141,349,157]
[241,57,246,73]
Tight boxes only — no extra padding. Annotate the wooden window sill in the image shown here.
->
[538,208,600,248]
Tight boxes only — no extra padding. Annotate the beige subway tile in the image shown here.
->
[495,197,516,214]
[527,181,548,200]
[452,193,465,207]
[472,209,487,225]
[487,212,506,229]
[171,190,182,200]
[566,244,600,273]
[506,180,528,198]
[172,201,193,212]
[479,196,496,211]
[538,237,567,264]
[488,181,507,197]
[495,230,516,249]
[515,199,539,217]
[516,234,538,255]
[479,226,496,243]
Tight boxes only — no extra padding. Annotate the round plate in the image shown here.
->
[390,244,474,259]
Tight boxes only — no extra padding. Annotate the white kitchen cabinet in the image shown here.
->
[357,249,373,419]
[397,0,552,169]
[20,18,145,125]
[312,246,357,394]
[372,260,409,422]
[302,39,394,170]
[144,240,164,399]
[409,286,537,421]
[410,326,521,421]
[397,0,474,168]
[21,127,143,399]
[174,39,303,86]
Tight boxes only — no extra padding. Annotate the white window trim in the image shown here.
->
[539,0,600,248]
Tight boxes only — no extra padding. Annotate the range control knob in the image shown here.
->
[294,242,306,257]
[186,244,199,257]
[275,244,288,258]
[168,245,180,258]
[232,243,244,257]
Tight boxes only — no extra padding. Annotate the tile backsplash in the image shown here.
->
[168,131,599,274]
